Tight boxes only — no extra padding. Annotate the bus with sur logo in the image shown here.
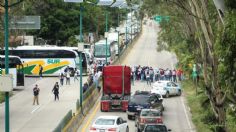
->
[0,55,24,88]
[0,46,80,76]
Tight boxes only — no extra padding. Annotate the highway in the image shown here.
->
[77,20,195,132]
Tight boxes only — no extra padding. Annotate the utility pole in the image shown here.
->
[4,1,10,132]
[79,4,83,108]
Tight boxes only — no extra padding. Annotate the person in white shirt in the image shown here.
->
[66,71,70,85]
[74,68,80,82]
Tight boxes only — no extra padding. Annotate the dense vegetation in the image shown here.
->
[141,0,236,131]
[0,0,127,46]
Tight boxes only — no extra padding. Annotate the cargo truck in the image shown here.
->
[100,65,131,112]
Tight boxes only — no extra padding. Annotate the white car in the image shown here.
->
[90,116,129,132]
[151,81,182,97]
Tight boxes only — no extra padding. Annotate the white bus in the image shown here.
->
[60,47,91,75]
[1,46,80,76]
[0,55,24,88]
[94,39,117,65]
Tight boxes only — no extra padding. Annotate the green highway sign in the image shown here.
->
[154,15,170,23]
[154,16,162,22]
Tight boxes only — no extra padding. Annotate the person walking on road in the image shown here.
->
[146,71,151,86]
[59,72,64,86]
[131,71,134,86]
[83,82,89,93]
[66,71,70,85]
[39,65,43,78]
[33,84,40,105]
[172,69,177,82]
[52,82,60,101]
[74,68,80,82]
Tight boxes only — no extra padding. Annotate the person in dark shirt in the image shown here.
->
[83,82,89,93]
[52,82,60,101]
[33,84,40,105]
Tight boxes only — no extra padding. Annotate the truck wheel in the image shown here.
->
[100,104,104,112]
[165,91,170,98]
[137,128,141,132]
[126,127,129,132]
[128,115,132,120]
[177,90,182,96]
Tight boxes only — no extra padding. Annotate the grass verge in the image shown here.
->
[182,80,212,132]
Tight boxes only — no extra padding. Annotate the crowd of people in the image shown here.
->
[130,65,184,85]
[33,63,185,105]
[57,63,103,93]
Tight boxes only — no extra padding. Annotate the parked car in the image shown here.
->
[151,81,181,98]
[135,109,163,132]
[142,124,171,132]
[127,91,164,120]
[90,116,129,132]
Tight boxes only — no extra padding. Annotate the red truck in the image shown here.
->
[100,65,131,112]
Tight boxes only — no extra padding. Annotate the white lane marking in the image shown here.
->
[31,105,41,114]
[181,96,194,132]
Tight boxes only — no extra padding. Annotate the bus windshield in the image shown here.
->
[0,57,22,68]
[94,44,111,57]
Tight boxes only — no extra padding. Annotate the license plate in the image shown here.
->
[99,129,105,132]
[147,119,155,123]
[113,100,120,105]
[137,108,141,111]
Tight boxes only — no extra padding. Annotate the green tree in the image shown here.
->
[141,0,236,131]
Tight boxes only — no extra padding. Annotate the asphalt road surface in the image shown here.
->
[0,76,88,132]
[77,20,195,132]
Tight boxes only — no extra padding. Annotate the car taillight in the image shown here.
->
[156,118,163,123]
[90,127,96,131]
[140,118,146,123]
[108,128,117,131]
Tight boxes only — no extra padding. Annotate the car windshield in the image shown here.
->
[144,125,167,132]
[153,82,165,87]
[171,82,178,87]
[141,110,160,116]
[129,95,149,105]
[95,118,115,125]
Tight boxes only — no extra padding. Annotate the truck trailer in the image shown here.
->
[101,65,131,112]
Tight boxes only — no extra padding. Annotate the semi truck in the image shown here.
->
[100,65,131,112]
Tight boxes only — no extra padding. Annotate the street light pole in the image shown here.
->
[117,12,120,56]
[105,9,108,64]
[130,8,132,43]
[79,4,83,108]
[125,8,128,48]
[4,1,10,131]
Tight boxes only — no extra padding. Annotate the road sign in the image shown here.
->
[97,0,114,6]
[165,16,170,22]
[0,75,13,92]
[9,16,40,29]
[154,16,162,22]
[154,15,170,23]
[111,0,125,7]
[64,0,83,2]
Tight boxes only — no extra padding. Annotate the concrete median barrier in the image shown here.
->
[62,83,101,132]
[53,110,72,132]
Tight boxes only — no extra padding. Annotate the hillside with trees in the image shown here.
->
[141,0,236,132]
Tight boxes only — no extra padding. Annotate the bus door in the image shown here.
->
[17,64,24,86]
